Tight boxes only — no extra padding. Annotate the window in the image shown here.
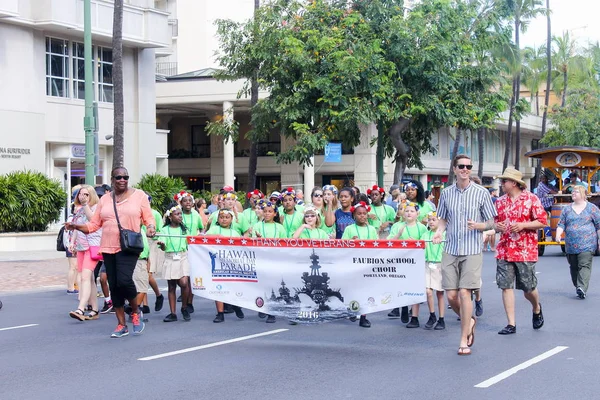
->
[46,38,69,97]
[45,37,113,103]
[98,46,113,103]
[191,125,211,158]
[72,42,86,100]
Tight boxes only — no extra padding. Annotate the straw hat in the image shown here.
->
[497,167,526,188]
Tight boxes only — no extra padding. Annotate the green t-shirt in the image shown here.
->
[341,223,378,240]
[209,210,249,235]
[417,201,434,222]
[281,209,304,237]
[251,221,287,238]
[152,209,163,231]
[368,204,397,231]
[298,228,329,239]
[242,208,260,227]
[320,207,336,235]
[422,230,445,263]
[182,209,204,236]
[278,204,305,218]
[139,226,150,259]
[388,221,428,240]
[205,225,241,237]
[159,225,188,253]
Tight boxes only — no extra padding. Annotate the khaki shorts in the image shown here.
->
[133,259,150,293]
[441,252,482,290]
[148,240,165,275]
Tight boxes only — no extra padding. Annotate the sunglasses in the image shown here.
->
[501,179,513,184]
[305,214,317,218]
[456,164,473,170]
[113,175,129,181]
[313,193,323,198]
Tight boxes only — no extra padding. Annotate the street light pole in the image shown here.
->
[84,0,96,185]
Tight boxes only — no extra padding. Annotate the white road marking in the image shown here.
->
[138,328,289,361]
[0,324,39,332]
[474,346,569,388]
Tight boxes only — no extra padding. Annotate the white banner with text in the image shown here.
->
[188,237,426,324]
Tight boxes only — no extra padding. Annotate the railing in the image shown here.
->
[156,62,178,76]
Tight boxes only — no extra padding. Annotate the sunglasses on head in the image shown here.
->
[113,175,129,181]
[456,164,473,170]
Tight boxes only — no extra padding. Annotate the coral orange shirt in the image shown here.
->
[86,189,155,254]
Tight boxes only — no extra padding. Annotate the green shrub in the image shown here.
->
[135,174,186,215]
[0,170,67,232]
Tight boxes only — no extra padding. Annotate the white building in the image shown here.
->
[155,1,543,200]
[0,0,171,196]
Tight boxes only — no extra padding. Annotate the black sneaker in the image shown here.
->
[400,306,409,323]
[177,295,182,303]
[266,315,276,323]
[142,305,151,314]
[424,314,437,330]
[533,304,544,330]
[475,299,484,317]
[406,317,420,328]
[233,306,244,319]
[359,315,371,328]
[181,307,191,322]
[434,319,446,330]
[213,312,224,323]
[498,324,516,335]
[388,308,400,318]
[163,313,177,322]
[100,301,113,314]
[187,303,194,314]
[576,287,586,299]
[155,294,164,312]
[224,304,235,314]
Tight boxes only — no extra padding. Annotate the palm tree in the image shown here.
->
[540,0,551,137]
[522,46,546,115]
[111,0,124,169]
[552,31,577,107]
[247,0,260,192]
[507,0,545,170]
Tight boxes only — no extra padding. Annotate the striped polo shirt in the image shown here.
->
[437,182,497,256]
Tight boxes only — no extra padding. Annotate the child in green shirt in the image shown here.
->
[421,212,446,331]
[157,203,191,323]
[341,202,378,240]
[293,205,329,239]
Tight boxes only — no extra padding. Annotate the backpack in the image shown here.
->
[56,226,67,252]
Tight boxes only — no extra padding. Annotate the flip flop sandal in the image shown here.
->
[467,316,477,347]
[85,310,99,320]
[69,309,86,322]
[458,346,471,356]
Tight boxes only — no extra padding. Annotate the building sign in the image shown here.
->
[0,147,31,159]
[71,144,86,158]
[324,143,342,163]
[556,152,582,167]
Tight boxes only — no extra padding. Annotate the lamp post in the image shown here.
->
[84,0,96,185]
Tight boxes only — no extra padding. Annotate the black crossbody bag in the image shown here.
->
[112,192,144,254]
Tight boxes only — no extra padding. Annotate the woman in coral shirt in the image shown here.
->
[66,167,156,338]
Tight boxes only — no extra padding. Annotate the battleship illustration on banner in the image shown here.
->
[265,250,357,323]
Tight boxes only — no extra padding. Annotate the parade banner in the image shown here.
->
[188,237,426,324]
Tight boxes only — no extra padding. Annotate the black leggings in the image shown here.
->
[102,252,139,308]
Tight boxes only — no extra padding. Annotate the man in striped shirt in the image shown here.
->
[433,154,497,356]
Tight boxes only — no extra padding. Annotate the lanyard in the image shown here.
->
[183,212,195,232]
[355,224,367,239]
[374,205,385,223]
[262,221,278,238]
[404,223,422,239]
[219,226,234,237]
[427,230,442,260]
[284,211,297,233]
[166,226,183,252]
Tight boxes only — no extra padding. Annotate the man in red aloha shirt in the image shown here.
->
[494,167,547,335]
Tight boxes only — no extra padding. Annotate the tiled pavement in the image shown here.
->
[0,251,67,293]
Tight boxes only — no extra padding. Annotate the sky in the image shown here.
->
[521,0,600,50]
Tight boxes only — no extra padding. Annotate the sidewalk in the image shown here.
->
[0,250,66,293]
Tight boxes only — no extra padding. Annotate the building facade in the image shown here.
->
[0,0,171,199]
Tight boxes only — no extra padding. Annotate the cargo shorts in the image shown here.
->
[496,259,538,292]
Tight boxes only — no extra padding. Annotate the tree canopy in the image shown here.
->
[213,0,512,176]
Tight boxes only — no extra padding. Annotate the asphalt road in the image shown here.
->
[0,246,598,400]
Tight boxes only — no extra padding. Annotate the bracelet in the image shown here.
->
[147,224,155,229]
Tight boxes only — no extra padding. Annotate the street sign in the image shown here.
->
[325,143,342,163]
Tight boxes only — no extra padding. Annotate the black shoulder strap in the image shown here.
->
[112,192,123,231]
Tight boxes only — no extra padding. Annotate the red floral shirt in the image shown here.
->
[495,190,547,262]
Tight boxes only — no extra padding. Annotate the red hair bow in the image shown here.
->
[366,185,384,195]
[350,201,371,213]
